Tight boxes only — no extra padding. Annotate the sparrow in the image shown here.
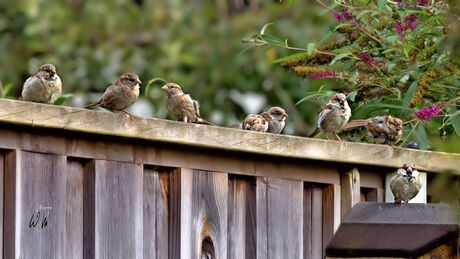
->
[390,163,422,204]
[260,106,288,134]
[308,93,351,144]
[242,114,269,132]
[20,64,62,104]
[344,115,403,145]
[85,73,141,119]
[161,83,213,125]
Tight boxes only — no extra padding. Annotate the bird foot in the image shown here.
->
[117,110,136,120]
[334,132,347,146]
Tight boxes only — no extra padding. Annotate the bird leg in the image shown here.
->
[118,110,135,120]
[325,134,329,140]
[334,132,347,145]
[394,198,401,204]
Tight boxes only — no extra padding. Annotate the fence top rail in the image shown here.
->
[0,99,458,173]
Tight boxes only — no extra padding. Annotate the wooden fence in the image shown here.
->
[0,99,458,259]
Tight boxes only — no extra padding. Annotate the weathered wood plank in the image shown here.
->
[323,184,341,256]
[366,188,384,202]
[0,99,458,174]
[66,159,85,259]
[4,151,67,258]
[303,184,313,259]
[341,168,360,220]
[0,152,3,258]
[256,177,303,259]
[170,169,228,259]
[312,186,323,259]
[168,168,182,259]
[359,169,384,188]
[83,160,96,258]
[143,167,169,259]
[94,160,143,259]
[228,175,256,259]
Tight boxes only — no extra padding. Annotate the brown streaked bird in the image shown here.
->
[309,93,351,144]
[260,106,288,134]
[390,163,422,204]
[20,64,62,104]
[242,114,269,132]
[161,83,213,125]
[85,73,141,119]
[345,115,403,145]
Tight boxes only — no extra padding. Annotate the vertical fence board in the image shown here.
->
[83,161,96,259]
[94,160,143,259]
[143,167,169,259]
[256,177,303,259]
[303,185,312,259]
[4,151,67,259]
[169,168,182,259]
[311,186,323,259]
[0,152,3,258]
[66,160,84,259]
[341,168,360,221]
[323,184,341,256]
[366,188,384,202]
[228,176,256,259]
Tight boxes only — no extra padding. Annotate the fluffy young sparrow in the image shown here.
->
[309,93,351,144]
[85,73,141,119]
[242,114,269,132]
[390,163,422,204]
[20,64,62,104]
[345,115,403,145]
[260,106,288,134]
[162,83,212,125]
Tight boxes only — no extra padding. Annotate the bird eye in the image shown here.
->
[169,85,173,89]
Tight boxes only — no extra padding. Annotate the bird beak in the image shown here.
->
[407,167,413,173]
[396,125,402,130]
[339,99,344,105]
[281,114,288,118]
[135,79,142,85]
[246,125,251,129]
[161,85,169,91]
[49,70,56,76]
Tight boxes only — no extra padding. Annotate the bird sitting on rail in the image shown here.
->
[344,115,403,145]
[390,163,422,204]
[240,106,288,133]
[85,73,141,120]
[20,64,62,104]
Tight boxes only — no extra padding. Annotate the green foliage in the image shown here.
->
[244,0,460,149]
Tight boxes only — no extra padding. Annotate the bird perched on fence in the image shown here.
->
[390,163,422,204]
[309,93,351,144]
[240,106,288,133]
[161,83,213,125]
[20,64,62,104]
[345,115,403,145]
[85,73,141,119]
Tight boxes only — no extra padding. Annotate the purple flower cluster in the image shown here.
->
[396,0,430,7]
[309,68,338,80]
[395,14,418,38]
[359,53,380,68]
[334,9,354,21]
[414,0,430,6]
[414,106,442,124]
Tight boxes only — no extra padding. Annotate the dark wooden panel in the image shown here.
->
[311,186,323,259]
[341,168,360,220]
[4,151,67,258]
[366,188,384,202]
[0,152,4,257]
[170,169,228,258]
[143,167,169,259]
[256,177,303,259]
[359,169,384,188]
[66,160,84,259]
[168,168,181,259]
[94,160,143,259]
[227,175,256,259]
[303,185,312,259]
[4,151,16,258]
[323,184,340,256]
[83,161,96,259]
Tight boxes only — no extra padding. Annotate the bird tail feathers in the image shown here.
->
[85,100,101,109]
[196,118,215,126]
[309,127,321,138]
[344,120,368,129]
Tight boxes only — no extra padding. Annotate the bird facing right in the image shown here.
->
[390,163,422,204]
[345,115,403,145]
[21,64,62,104]
[309,93,351,144]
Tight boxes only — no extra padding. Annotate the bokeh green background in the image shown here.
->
[0,0,458,153]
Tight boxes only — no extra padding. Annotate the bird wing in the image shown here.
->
[192,98,200,117]
[317,104,333,127]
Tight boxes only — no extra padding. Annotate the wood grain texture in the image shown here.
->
[256,177,303,259]
[169,168,228,259]
[66,159,84,259]
[143,167,169,259]
[341,168,360,221]
[9,151,67,259]
[3,151,16,259]
[94,160,143,259]
[0,98,458,174]
[366,188,384,202]
[322,184,341,256]
[83,160,96,259]
[227,175,256,259]
[0,152,3,258]
[303,185,313,259]
[312,186,323,259]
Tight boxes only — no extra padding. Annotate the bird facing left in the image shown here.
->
[20,64,62,104]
